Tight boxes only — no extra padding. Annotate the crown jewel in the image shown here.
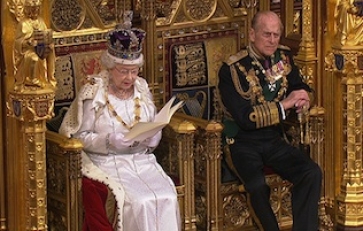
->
[106,11,146,61]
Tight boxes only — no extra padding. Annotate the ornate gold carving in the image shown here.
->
[53,31,108,48]
[154,114,197,230]
[155,0,182,25]
[155,0,171,18]
[319,197,334,230]
[8,90,55,121]
[88,0,116,25]
[5,2,57,228]
[183,0,217,22]
[7,91,55,230]
[13,0,57,91]
[7,0,25,22]
[195,194,207,229]
[51,0,85,31]
[229,0,241,8]
[241,0,257,8]
[140,0,155,21]
[292,10,301,34]
[46,131,83,231]
[334,0,363,47]
[223,191,250,228]
[330,48,363,228]
[48,208,67,230]
[266,175,292,224]
[300,1,311,40]
[299,64,315,87]
[26,122,47,230]
[293,12,329,231]
[192,120,224,230]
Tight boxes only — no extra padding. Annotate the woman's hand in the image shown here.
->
[141,130,162,148]
[109,133,134,149]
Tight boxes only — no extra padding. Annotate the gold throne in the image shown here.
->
[147,1,304,230]
[43,1,304,230]
[43,1,198,230]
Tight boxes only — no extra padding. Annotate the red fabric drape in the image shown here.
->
[82,177,114,231]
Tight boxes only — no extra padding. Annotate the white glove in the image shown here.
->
[109,133,134,149]
[142,130,162,148]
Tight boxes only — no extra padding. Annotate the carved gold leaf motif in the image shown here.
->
[183,0,217,22]
[51,0,86,31]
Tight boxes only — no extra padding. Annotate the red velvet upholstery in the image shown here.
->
[82,177,114,231]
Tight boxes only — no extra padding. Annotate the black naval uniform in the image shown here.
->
[218,45,322,231]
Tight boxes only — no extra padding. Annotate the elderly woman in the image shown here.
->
[59,14,181,231]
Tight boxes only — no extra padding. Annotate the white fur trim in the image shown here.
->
[106,52,144,66]
[82,152,125,231]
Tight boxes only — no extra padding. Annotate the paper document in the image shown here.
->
[124,96,184,141]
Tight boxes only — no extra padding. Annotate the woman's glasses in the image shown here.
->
[114,67,139,76]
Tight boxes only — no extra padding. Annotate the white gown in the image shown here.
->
[60,72,181,231]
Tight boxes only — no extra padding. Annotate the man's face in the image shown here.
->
[249,15,281,57]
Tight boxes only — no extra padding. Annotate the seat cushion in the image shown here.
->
[82,177,116,231]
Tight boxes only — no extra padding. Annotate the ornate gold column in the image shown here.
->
[328,47,363,230]
[6,89,54,231]
[155,114,198,231]
[172,119,197,231]
[141,0,160,103]
[194,120,222,231]
[294,0,333,229]
[3,0,56,229]
[208,124,223,231]
[325,0,363,229]
[258,0,270,11]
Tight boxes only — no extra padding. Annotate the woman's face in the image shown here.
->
[110,64,139,90]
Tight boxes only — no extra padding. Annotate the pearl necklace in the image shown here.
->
[106,94,141,130]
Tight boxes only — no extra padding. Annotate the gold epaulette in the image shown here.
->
[225,49,248,66]
[278,44,291,51]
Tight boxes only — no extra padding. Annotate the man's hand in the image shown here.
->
[281,89,310,113]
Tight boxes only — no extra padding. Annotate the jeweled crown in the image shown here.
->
[106,11,146,61]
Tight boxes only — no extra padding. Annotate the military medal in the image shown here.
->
[265,60,285,92]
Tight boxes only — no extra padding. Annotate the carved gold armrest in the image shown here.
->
[46,130,83,231]
[156,112,198,231]
[182,115,224,231]
[46,130,83,151]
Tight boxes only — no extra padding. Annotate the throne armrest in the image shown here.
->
[46,130,83,231]
[154,112,198,231]
[46,130,83,150]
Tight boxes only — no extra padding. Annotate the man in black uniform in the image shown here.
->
[218,11,322,231]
